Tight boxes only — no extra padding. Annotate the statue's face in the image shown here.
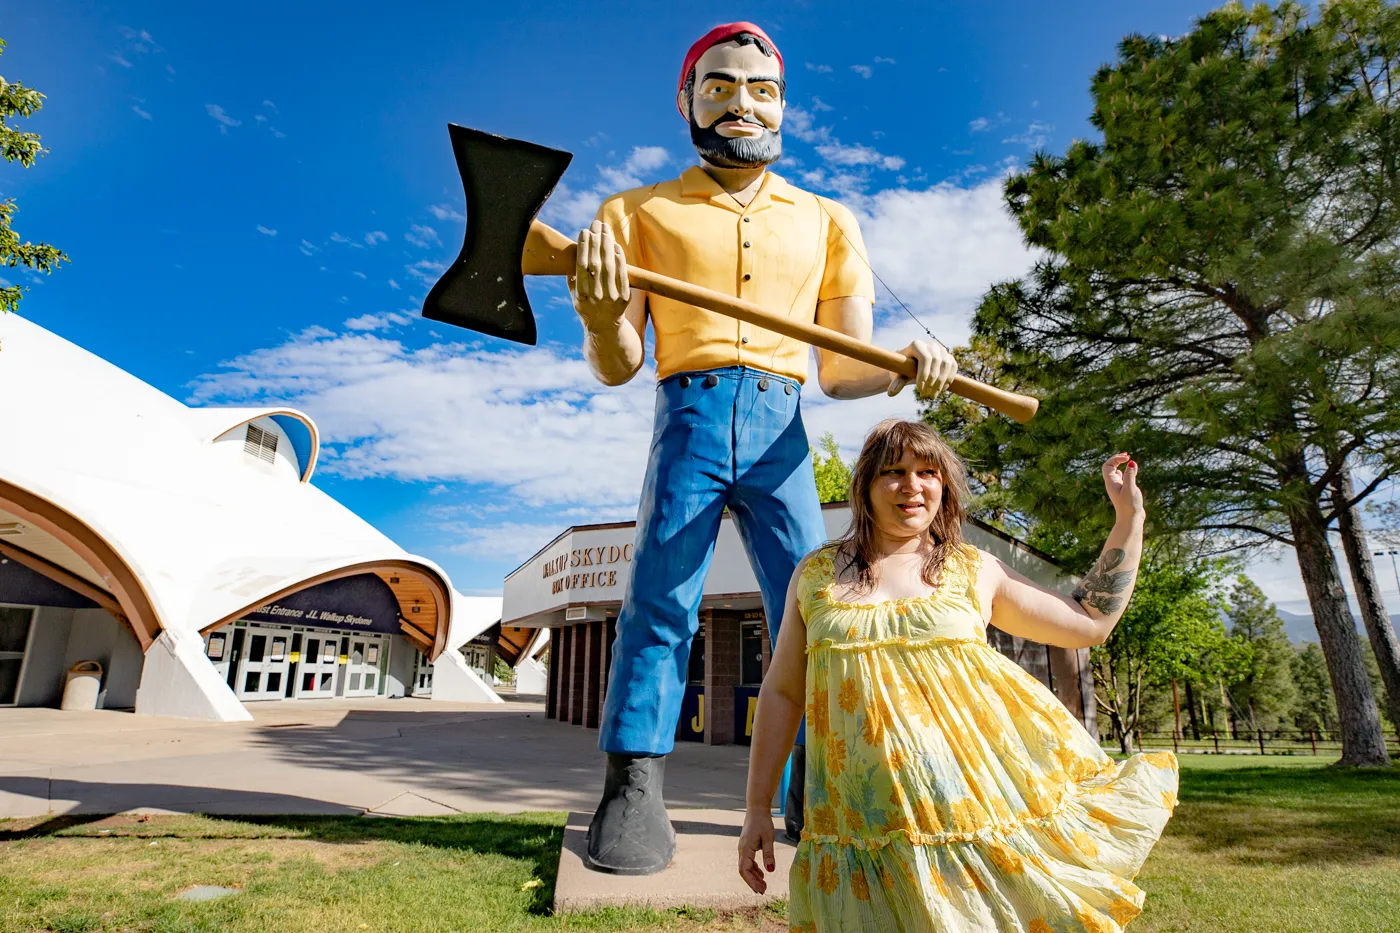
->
[680,40,784,169]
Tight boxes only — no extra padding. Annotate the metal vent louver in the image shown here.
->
[244,423,279,465]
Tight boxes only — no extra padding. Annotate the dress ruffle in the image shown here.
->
[788,542,1178,933]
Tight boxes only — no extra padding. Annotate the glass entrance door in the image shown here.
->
[235,625,292,701]
[411,650,433,696]
[0,606,35,706]
[342,635,383,698]
[295,634,339,698]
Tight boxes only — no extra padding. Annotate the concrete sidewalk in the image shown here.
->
[0,698,750,818]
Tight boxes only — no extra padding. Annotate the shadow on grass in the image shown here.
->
[1169,763,1400,867]
[232,813,567,915]
[0,778,568,917]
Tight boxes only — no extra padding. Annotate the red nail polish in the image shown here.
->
[1129,460,1137,469]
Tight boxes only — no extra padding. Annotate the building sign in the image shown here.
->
[543,544,634,596]
[734,686,761,746]
[241,574,403,636]
[677,685,704,742]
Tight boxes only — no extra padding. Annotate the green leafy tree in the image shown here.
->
[963,1,1400,765]
[1092,551,1231,754]
[923,334,1043,540]
[1,38,67,317]
[1220,575,1298,732]
[811,432,853,505]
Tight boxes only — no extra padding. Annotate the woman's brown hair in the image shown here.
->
[831,419,971,596]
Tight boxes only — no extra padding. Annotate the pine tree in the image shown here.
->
[1221,575,1298,733]
[1292,642,1340,736]
[965,1,1400,765]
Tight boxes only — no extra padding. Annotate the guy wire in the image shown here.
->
[815,199,951,354]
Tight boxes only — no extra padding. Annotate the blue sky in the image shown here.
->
[8,0,1395,615]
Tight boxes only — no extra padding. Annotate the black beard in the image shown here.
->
[689,116,782,169]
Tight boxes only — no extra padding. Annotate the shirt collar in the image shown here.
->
[678,165,795,214]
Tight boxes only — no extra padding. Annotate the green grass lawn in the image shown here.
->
[1,756,1396,933]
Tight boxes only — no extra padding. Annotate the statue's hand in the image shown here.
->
[570,221,631,331]
[888,339,957,399]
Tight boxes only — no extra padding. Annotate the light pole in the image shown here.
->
[1373,549,1400,607]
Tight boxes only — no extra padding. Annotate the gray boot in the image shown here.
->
[784,744,806,843]
[585,754,676,875]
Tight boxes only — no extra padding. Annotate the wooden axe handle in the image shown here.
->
[523,220,1038,423]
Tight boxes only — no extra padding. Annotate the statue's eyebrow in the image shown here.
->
[703,70,781,86]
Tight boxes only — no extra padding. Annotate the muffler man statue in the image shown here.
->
[575,21,957,875]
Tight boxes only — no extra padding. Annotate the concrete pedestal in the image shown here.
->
[553,808,795,913]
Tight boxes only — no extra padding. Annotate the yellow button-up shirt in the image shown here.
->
[595,166,875,384]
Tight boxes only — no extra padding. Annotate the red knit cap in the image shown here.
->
[676,22,784,118]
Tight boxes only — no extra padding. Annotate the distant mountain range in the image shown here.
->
[1275,607,1400,645]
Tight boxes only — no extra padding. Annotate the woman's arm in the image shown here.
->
[988,453,1145,650]
[737,557,810,894]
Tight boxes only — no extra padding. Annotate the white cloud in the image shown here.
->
[811,97,834,112]
[330,232,351,244]
[447,522,573,562]
[969,112,1008,134]
[406,258,446,286]
[256,225,277,236]
[188,328,657,510]
[299,239,319,256]
[352,271,367,279]
[110,53,134,68]
[851,176,1039,350]
[806,63,833,73]
[850,65,873,79]
[365,231,388,246]
[205,103,241,134]
[343,312,414,331]
[428,204,466,223]
[783,105,831,144]
[262,100,279,112]
[875,56,896,65]
[254,114,267,123]
[815,142,905,171]
[1003,121,1053,149]
[405,224,441,248]
[131,105,152,120]
[388,278,401,290]
[541,146,672,231]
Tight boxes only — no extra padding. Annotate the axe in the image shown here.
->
[423,125,1038,423]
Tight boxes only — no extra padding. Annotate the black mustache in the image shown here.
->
[712,115,765,128]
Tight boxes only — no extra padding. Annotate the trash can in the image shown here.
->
[61,660,103,711]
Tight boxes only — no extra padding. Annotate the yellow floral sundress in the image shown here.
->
[789,542,1178,933]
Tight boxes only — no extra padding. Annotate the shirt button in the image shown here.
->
[743,216,750,223]
[758,378,770,391]
[743,241,751,248]
[741,337,749,344]
[743,273,751,281]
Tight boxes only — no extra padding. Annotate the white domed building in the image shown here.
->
[0,312,500,720]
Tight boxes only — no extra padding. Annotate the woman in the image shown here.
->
[738,419,1177,932]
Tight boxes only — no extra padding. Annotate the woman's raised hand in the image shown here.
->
[1103,452,1143,518]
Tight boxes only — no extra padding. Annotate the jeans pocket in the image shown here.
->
[761,379,797,416]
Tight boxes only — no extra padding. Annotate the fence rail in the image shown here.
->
[1101,728,1400,757]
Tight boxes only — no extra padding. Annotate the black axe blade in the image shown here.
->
[421,125,573,346]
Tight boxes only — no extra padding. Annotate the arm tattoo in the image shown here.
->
[1071,547,1132,615]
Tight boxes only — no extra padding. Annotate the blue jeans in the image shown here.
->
[599,366,828,756]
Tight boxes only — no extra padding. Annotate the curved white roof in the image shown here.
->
[0,312,454,656]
